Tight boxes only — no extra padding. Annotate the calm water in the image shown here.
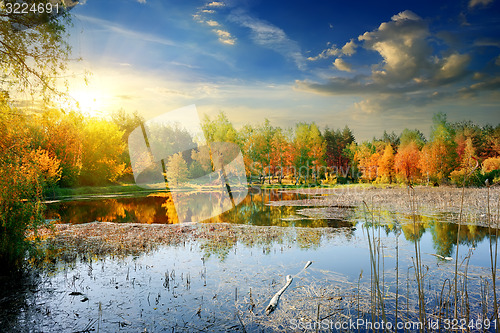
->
[1,189,498,332]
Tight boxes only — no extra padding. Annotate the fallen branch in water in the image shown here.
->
[265,275,293,315]
[429,253,453,261]
[265,260,314,315]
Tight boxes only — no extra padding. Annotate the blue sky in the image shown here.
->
[65,0,500,141]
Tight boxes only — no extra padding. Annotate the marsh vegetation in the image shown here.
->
[1,186,498,332]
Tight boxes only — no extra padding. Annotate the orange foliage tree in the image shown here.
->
[395,141,421,184]
[420,139,457,183]
[377,144,395,183]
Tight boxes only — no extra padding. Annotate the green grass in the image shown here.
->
[50,183,155,199]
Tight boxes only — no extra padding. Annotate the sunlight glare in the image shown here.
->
[59,87,110,118]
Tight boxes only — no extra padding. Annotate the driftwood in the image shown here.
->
[429,253,453,261]
[265,261,314,315]
[265,275,293,315]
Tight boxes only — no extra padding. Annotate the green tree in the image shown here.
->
[324,126,355,181]
[420,113,458,183]
[0,0,76,98]
[110,109,145,180]
[202,112,238,143]
[294,122,325,182]
[167,152,189,186]
[379,130,400,150]
[399,128,426,148]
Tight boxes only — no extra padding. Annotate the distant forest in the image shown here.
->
[1,99,499,192]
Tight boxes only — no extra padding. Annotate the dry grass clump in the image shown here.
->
[32,222,353,265]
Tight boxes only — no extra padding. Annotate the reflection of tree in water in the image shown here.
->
[401,222,426,242]
[46,196,172,223]
[45,189,498,258]
[197,225,335,260]
[211,190,334,228]
[0,272,44,331]
[431,221,491,257]
[360,206,498,257]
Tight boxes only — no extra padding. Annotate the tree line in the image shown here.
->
[2,101,498,195]
[202,112,499,187]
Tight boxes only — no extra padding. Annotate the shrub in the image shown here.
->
[0,111,45,273]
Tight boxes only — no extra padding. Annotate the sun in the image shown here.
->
[68,89,106,117]
[56,84,112,118]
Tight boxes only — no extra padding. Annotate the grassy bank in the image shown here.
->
[49,183,156,199]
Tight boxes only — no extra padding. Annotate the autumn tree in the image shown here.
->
[0,2,76,271]
[483,157,500,173]
[355,142,377,182]
[481,124,500,158]
[79,118,126,186]
[420,113,457,184]
[34,108,83,186]
[377,144,395,183]
[294,123,325,182]
[395,141,421,184]
[450,138,480,186]
[0,99,44,271]
[483,157,500,185]
[30,147,62,194]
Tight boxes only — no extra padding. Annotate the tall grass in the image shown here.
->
[487,180,499,331]
[355,182,499,332]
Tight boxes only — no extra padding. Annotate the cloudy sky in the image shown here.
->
[65,0,500,141]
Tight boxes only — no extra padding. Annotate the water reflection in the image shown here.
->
[45,189,499,260]
[45,190,338,226]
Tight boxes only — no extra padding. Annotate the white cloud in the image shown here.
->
[307,45,339,61]
[391,10,422,21]
[295,10,480,113]
[333,58,352,72]
[213,29,236,45]
[469,0,494,8]
[358,10,433,84]
[206,20,220,27]
[193,2,235,45]
[341,39,357,56]
[435,53,470,80]
[206,1,225,7]
[136,0,146,3]
[229,11,306,69]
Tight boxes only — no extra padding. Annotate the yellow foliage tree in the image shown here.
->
[377,144,395,183]
[79,118,126,185]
